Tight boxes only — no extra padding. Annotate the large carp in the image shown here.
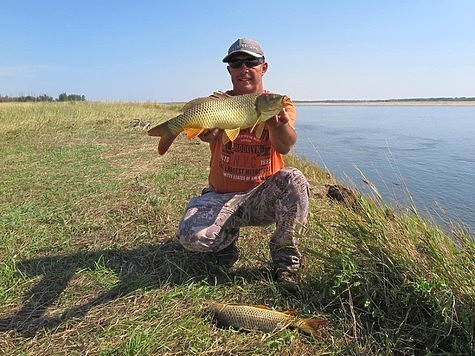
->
[148,92,291,155]
[206,302,329,337]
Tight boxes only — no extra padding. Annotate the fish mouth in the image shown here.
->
[282,96,292,106]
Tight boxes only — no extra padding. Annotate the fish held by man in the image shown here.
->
[148,92,291,155]
[206,301,329,337]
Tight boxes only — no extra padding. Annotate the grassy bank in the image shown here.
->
[1,101,474,355]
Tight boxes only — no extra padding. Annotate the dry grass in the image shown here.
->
[1,101,474,355]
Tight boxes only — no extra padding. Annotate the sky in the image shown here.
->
[1,0,474,102]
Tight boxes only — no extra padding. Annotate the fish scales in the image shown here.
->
[148,92,290,155]
[175,93,258,133]
[207,302,329,337]
[209,303,295,333]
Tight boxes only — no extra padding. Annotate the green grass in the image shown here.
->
[1,101,474,355]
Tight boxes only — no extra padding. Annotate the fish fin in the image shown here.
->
[211,91,231,99]
[250,113,270,137]
[282,309,298,316]
[147,122,166,137]
[255,122,266,138]
[147,122,179,155]
[294,318,330,337]
[224,128,240,142]
[182,92,230,111]
[221,134,230,144]
[253,305,270,310]
[184,128,204,139]
[182,97,211,111]
[249,118,261,133]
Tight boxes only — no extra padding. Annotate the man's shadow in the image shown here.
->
[0,239,269,337]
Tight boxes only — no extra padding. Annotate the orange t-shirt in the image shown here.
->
[208,93,296,193]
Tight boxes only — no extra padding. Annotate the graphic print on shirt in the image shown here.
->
[219,128,272,183]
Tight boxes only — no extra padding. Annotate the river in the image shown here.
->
[294,105,475,234]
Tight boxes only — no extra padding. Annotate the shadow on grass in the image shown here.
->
[0,239,270,337]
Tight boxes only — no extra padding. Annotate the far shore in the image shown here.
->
[295,100,475,106]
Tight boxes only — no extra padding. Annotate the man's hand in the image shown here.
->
[198,129,221,142]
[269,107,291,127]
[267,107,297,154]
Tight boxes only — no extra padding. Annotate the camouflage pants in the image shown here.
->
[176,167,309,271]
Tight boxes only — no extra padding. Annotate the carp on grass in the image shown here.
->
[206,301,329,337]
[148,92,291,155]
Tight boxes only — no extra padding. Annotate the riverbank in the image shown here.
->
[1,101,473,354]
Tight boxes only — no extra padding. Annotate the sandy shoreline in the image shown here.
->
[295,101,475,106]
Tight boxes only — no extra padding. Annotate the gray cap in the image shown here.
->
[222,38,264,62]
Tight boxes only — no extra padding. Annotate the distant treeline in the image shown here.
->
[295,97,475,104]
[0,93,86,102]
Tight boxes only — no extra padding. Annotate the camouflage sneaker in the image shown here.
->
[275,269,301,294]
[214,242,239,268]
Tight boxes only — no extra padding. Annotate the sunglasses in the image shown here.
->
[227,57,265,69]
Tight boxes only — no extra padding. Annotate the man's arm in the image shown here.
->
[267,107,297,154]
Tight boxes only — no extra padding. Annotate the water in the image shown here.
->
[294,105,475,233]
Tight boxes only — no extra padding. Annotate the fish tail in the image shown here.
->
[147,122,179,155]
[294,317,329,337]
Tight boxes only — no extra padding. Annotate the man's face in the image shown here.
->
[227,54,268,95]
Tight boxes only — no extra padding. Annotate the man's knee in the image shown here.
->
[177,223,239,253]
[275,168,310,207]
[176,223,216,252]
[283,167,309,186]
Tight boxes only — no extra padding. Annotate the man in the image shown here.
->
[176,38,309,290]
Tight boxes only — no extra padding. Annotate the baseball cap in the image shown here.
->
[222,38,265,63]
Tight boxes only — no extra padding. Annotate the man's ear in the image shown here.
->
[262,62,268,74]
